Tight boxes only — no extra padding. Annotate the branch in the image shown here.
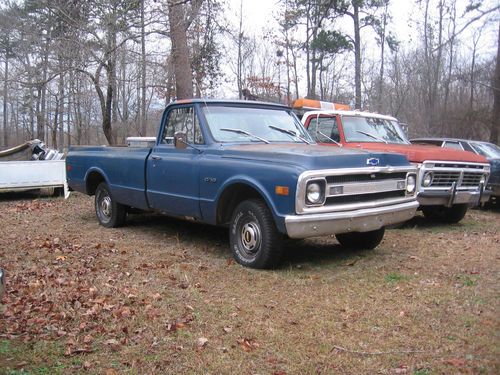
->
[331,345,428,356]
[432,5,500,53]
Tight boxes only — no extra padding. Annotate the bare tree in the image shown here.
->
[491,21,500,144]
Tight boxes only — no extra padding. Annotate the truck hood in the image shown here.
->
[345,142,488,164]
[221,143,411,170]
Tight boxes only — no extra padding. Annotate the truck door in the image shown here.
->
[146,105,204,218]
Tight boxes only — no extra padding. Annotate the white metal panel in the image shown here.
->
[0,160,69,198]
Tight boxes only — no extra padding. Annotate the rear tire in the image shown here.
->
[229,199,283,269]
[422,204,468,224]
[95,182,126,228]
[335,228,385,249]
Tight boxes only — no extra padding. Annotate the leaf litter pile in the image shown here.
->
[0,193,499,374]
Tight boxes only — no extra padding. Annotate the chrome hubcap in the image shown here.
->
[100,196,112,218]
[241,222,261,254]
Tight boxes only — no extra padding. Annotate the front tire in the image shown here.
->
[229,199,283,269]
[95,182,126,228]
[335,228,385,249]
[422,204,468,224]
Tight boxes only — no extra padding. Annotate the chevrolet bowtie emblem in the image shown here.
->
[366,158,380,166]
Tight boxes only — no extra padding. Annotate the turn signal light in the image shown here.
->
[275,186,289,196]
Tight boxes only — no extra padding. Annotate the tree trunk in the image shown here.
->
[491,21,500,144]
[168,2,193,99]
[377,2,388,112]
[2,55,8,147]
[353,3,362,109]
[140,0,147,135]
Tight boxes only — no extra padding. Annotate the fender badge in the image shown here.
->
[366,158,380,166]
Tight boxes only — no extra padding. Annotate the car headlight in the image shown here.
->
[306,180,325,205]
[422,171,433,187]
[406,174,416,194]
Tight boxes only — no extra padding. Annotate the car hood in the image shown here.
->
[343,142,488,164]
[221,143,411,170]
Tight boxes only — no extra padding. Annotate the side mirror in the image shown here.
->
[174,132,187,149]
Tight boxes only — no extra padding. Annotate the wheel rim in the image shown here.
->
[239,221,262,259]
[97,191,112,222]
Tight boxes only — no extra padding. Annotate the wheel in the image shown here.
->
[229,199,283,269]
[335,228,385,249]
[422,204,468,224]
[95,182,126,228]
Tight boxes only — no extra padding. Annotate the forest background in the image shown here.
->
[0,0,499,148]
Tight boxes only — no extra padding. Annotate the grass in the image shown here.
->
[0,194,499,373]
[385,272,407,283]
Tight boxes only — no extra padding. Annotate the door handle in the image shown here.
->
[151,155,162,160]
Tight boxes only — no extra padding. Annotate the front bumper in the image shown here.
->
[284,200,419,239]
[418,183,491,207]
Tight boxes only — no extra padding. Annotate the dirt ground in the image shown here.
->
[0,192,499,374]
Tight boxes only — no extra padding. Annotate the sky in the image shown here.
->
[227,0,498,55]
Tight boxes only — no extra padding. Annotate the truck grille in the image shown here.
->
[426,164,486,189]
[296,166,416,214]
[431,171,461,186]
[326,190,406,205]
[327,172,407,184]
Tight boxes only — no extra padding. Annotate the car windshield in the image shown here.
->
[201,105,313,143]
[342,116,409,144]
[471,142,500,158]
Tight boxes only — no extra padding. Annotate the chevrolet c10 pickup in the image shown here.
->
[66,99,419,268]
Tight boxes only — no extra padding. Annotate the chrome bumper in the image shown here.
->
[284,200,419,239]
[418,183,491,207]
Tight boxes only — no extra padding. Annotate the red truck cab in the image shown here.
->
[299,105,491,223]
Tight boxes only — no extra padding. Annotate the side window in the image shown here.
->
[162,107,204,145]
[306,118,318,139]
[307,117,339,143]
[460,142,474,152]
[443,141,463,151]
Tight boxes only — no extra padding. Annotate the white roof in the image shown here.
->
[301,110,398,122]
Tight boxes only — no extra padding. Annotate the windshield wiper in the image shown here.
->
[318,131,342,147]
[355,130,388,144]
[385,125,406,143]
[220,128,270,144]
[268,125,312,144]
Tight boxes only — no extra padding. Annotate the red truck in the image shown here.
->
[296,99,491,223]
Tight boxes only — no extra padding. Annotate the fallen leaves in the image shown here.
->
[197,337,209,349]
[237,337,259,352]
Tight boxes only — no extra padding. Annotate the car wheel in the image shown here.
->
[95,182,126,228]
[229,199,283,269]
[335,228,385,249]
[422,204,468,224]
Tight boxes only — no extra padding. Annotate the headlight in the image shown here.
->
[306,180,325,205]
[406,174,416,194]
[422,171,433,187]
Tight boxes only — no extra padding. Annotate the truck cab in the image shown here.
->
[298,104,491,223]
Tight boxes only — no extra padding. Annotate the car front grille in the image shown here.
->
[426,166,486,189]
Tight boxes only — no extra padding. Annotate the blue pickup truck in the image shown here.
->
[66,99,419,268]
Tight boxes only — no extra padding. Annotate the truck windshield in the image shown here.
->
[342,116,409,144]
[201,105,313,143]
